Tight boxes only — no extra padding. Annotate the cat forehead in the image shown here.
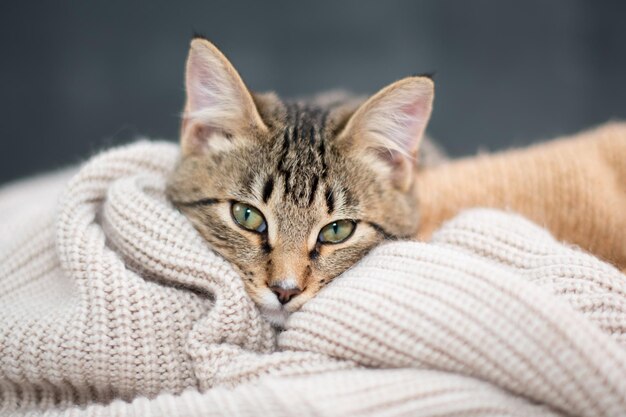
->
[243,102,335,207]
[260,100,331,137]
[262,139,334,211]
[218,104,360,218]
[254,91,361,134]
[218,98,367,217]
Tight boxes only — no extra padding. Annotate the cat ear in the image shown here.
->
[181,37,267,156]
[338,76,434,190]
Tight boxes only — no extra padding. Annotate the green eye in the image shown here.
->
[318,220,356,244]
[231,202,267,233]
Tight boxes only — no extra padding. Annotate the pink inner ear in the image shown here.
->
[187,59,222,112]
[396,99,428,155]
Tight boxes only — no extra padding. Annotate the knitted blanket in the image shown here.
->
[1,140,626,417]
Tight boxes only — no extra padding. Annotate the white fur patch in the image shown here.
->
[260,290,281,309]
[274,277,299,290]
[260,306,290,327]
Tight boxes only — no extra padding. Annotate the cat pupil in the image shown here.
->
[244,209,251,221]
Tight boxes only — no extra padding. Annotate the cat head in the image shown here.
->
[167,37,434,326]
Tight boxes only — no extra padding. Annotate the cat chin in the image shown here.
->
[260,307,291,328]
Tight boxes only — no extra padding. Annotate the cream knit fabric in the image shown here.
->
[1,141,626,417]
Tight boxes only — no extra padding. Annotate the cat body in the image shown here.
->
[167,38,438,325]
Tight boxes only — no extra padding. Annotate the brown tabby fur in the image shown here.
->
[167,37,441,326]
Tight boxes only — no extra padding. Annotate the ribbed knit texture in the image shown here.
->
[416,122,626,270]
[1,126,625,416]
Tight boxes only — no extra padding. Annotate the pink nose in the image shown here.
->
[270,286,302,305]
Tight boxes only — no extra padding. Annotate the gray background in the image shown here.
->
[1,0,625,184]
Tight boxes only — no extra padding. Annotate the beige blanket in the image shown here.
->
[1,142,625,417]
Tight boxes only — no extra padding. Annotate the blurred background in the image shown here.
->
[1,0,625,184]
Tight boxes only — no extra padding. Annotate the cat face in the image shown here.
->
[167,37,434,326]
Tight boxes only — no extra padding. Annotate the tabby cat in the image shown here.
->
[167,37,441,326]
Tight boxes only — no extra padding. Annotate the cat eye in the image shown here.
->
[318,220,356,244]
[231,202,267,233]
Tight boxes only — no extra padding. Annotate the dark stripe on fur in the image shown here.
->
[280,128,291,162]
[319,140,328,179]
[325,187,334,214]
[292,107,300,142]
[261,239,272,254]
[278,128,292,195]
[308,175,319,207]
[282,170,291,195]
[262,176,274,203]
[175,198,221,207]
